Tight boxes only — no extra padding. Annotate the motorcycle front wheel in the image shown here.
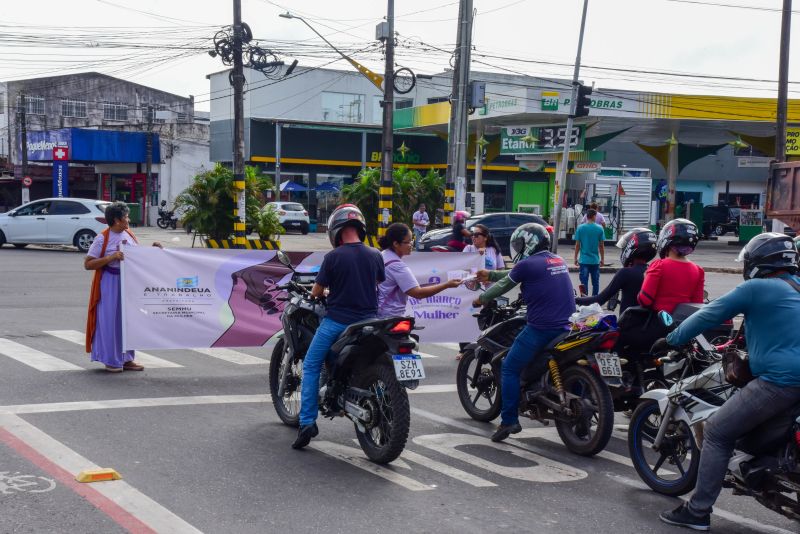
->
[554,365,614,456]
[354,363,410,464]
[456,349,501,422]
[628,400,699,496]
[269,338,303,427]
[156,218,169,229]
[170,220,177,230]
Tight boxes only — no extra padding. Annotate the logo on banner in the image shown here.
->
[177,276,199,289]
[53,147,69,160]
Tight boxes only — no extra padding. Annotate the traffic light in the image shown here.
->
[574,84,593,117]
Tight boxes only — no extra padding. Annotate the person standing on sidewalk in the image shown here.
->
[573,209,605,296]
[411,203,429,251]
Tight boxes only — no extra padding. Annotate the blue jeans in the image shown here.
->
[299,317,349,427]
[413,228,425,250]
[579,263,600,296]
[501,325,566,426]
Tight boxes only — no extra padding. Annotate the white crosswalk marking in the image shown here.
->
[43,330,183,369]
[432,343,460,351]
[416,352,438,359]
[192,348,268,365]
[0,338,82,372]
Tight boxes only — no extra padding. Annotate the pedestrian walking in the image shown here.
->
[84,202,161,372]
[573,209,605,296]
[411,203,430,251]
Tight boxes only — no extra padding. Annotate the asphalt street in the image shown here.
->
[0,244,795,534]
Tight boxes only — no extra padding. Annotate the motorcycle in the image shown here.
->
[456,283,618,456]
[268,251,423,464]
[156,200,178,230]
[627,311,800,521]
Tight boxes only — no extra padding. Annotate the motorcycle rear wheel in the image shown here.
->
[628,400,699,496]
[156,218,169,229]
[269,338,303,427]
[354,363,410,464]
[554,365,614,456]
[456,349,501,422]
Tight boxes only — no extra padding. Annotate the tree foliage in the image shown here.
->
[341,167,444,235]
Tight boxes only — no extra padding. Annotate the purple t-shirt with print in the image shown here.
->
[377,250,420,318]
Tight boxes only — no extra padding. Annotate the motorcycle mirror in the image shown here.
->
[276,250,293,268]
[160,200,166,207]
[658,310,674,327]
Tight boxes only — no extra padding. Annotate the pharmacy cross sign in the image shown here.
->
[53,147,69,160]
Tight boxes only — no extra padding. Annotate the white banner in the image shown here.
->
[121,248,484,350]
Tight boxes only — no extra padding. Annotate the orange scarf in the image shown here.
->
[85,228,138,353]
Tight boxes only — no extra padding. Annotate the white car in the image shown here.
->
[0,197,111,253]
[264,201,310,235]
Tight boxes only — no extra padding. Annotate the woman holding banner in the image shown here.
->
[377,223,461,318]
[84,202,161,372]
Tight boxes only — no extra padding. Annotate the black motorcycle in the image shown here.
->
[156,200,178,230]
[456,291,617,456]
[268,251,423,464]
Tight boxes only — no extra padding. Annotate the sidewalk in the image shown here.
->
[134,227,746,274]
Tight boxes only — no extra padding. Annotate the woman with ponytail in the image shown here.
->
[377,223,462,318]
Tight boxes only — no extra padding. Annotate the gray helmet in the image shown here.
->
[327,204,367,247]
[510,223,551,263]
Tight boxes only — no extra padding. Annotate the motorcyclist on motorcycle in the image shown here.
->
[291,204,385,450]
[653,232,800,531]
[473,223,575,442]
[576,227,657,314]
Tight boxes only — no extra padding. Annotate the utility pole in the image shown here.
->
[19,92,27,182]
[445,0,473,225]
[775,0,792,162]
[551,0,589,254]
[145,105,153,226]
[378,0,395,237]
[232,0,247,248]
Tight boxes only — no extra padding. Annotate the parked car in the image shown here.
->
[417,212,548,256]
[702,204,739,237]
[263,201,309,235]
[0,198,111,252]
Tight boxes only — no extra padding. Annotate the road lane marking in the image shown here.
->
[399,449,497,488]
[416,352,438,359]
[192,348,268,365]
[0,338,82,371]
[408,384,456,394]
[0,395,270,415]
[432,343,460,351]
[309,441,433,491]
[44,330,183,368]
[413,433,587,483]
[0,413,201,533]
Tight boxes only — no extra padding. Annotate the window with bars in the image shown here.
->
[103,103,128,121]
[61,99,87,118]
[25,96,45,115]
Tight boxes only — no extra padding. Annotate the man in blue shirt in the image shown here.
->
[654,233,800,531]
[292,204,385,450]
[474,223,575,442]
[573,209,605,296]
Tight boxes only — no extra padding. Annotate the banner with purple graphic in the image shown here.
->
[120,248,484,350]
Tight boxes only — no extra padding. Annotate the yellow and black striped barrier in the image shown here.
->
[206,238,281,250]
[363,235,380,248]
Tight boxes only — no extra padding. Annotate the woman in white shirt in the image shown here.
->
[462,224,505,271]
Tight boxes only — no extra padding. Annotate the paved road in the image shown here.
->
[0,247,795,533]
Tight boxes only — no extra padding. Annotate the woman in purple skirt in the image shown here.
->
[84,202,160,372]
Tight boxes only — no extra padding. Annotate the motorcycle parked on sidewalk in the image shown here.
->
[456,286,617,456]
[627,311,800,521]
[156,200,178,230]
[268,251,423,464]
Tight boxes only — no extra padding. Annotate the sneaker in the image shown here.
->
[123,361,144,371]
[291,423,319,450]
[104,365,123,373]
[659,504,710,531]
[491,422,522,442]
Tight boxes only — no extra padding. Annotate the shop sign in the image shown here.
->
[541,91,560,111]
[370,149,422,164]
[573,161,601,172]
[737,157,771,168]
[52,145,69,198]
[786,128,800,156]
[500,124,585,155]
[23,129,72,161]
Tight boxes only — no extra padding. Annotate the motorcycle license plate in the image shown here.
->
[595,353,622,377]
[393,354,426,381]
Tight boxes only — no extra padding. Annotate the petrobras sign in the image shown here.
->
[21,129,72,161]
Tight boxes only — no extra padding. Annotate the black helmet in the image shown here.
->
[616,227,657,267]
[510,223,551,263]
[656,218,699,258]
[327,204,367,247]
[737,232,799,280]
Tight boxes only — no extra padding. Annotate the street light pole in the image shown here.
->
[232,0,247,249]
[551,0,589,254]
[379,0,395,237]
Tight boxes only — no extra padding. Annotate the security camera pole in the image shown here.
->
[551,0,589,254]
